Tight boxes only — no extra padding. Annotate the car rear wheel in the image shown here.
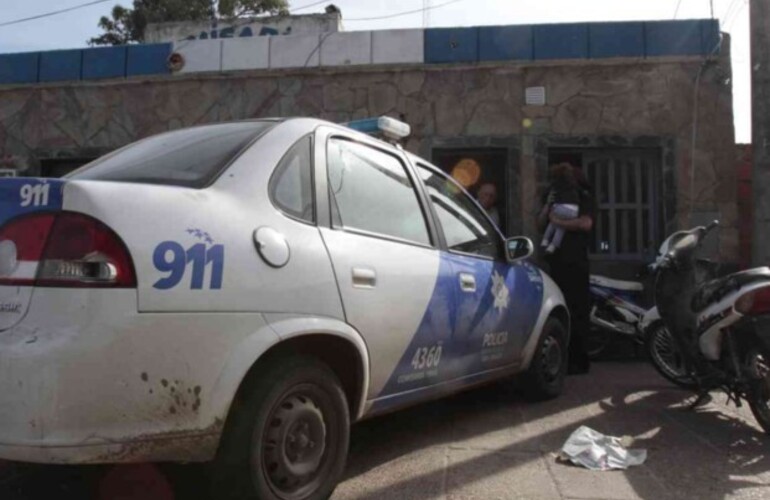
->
[212,356,350,500]
[519,317,568,401]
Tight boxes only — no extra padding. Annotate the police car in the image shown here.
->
[0,117,568,499]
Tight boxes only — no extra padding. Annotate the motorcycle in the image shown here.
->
[641,256,723,389]
[586,274,648,358]
[586,276,700,389]
[587,248,734,392]
[652,220,770,433]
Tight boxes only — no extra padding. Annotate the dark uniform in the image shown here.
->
[542,183,594,373]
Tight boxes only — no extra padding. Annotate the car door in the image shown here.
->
[415,163,544,376]
[314,128,457,406]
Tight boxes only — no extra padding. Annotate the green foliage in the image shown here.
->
[218,0,289,17]
[89,0,289,46]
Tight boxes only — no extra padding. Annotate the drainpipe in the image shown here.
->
[751,0,770,265]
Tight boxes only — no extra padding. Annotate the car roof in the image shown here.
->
[277,118,445,174]
[279,117,418,153]
[160,117,438,173]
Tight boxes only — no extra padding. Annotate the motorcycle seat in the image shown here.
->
[691,267,770,312]
[590,275,644,292]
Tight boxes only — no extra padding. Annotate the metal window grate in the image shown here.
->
[585,151,659,260]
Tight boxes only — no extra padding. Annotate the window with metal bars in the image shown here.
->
[584,150,660,260]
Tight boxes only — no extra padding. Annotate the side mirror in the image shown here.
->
[505,237,534,263]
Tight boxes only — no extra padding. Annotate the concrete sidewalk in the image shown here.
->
[2,362,769,499]
[334,362,770,500]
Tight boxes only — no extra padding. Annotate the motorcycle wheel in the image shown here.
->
[748,353,770,434]
[585,327,612,359]
[645,322,698,390]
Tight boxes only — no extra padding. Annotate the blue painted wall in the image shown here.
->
[645,19,712,57]
[425,27,479,64]
[0,43,169,85]
[701,19,721,55]
[533,24,589,60]
[425,19,718,65]
[82,46,128,80]
[0,20,722,85]
[589,22,645,59]
[478,25,533,62]
[39,49,82,82]
[0,52,40,85]
[127,44,172,77]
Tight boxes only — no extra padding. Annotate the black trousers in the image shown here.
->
[547,256,591,367]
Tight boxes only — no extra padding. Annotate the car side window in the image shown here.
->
[417,164,500,259]
[270,135,314,223]
[327,138,430,246]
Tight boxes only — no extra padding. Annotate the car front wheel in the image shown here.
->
[519,317,568,401]
[212,356,350,500]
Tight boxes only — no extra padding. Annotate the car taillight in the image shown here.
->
[0,212,135,288]
[735,287,770,316]
[0,213,56,286]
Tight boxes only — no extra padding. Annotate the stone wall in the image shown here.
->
[0,52,738,262]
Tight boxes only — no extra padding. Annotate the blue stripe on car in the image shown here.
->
[372,253,544,412]
[0,178,65,226]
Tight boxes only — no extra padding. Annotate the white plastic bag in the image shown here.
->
[559,425,647,471]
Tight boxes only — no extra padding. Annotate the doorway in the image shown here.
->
[548,148,662,265]
[432,148,509,233]
[40,158,95,178]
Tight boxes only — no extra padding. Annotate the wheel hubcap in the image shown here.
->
[262,393,327,497]
[541,335,562,382]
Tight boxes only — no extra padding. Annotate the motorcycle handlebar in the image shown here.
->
[650,220,721,273]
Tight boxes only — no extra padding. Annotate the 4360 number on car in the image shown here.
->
[411,343,442,371]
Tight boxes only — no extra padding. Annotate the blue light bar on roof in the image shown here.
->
[344,116,411,141]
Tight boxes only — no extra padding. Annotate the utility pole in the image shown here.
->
[423,0,431,28]
[752,0,770,264]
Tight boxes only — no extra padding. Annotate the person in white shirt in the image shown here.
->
[476,182,500,227]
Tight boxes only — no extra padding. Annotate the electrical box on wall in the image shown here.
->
[525,86,546,106]
[0,169,17,177]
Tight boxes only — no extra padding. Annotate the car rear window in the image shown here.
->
[67,121,277,188]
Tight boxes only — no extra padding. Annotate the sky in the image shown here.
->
[0,0,753,142]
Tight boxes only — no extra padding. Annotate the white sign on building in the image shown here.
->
[145,12,342,43]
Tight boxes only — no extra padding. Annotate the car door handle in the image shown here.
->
[352,267,377,288]
[459,273,476,293]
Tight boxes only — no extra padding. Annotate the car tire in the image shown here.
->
[211,355,350,500]
[519,317,568,401]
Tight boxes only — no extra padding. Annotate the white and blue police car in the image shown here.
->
[0,116,568,499]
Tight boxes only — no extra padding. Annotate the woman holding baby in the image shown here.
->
[537,162,595,375]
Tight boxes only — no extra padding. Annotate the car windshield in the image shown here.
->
[67,121,277,188]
